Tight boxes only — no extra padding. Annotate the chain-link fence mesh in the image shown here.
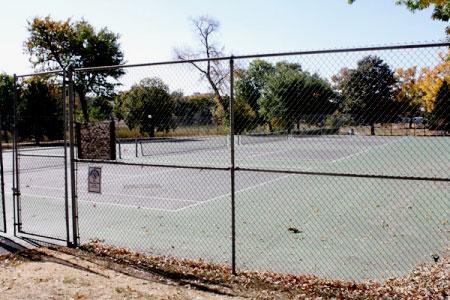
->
[74,61,233,265]
[232,45,450,280]
[7,42,450,282]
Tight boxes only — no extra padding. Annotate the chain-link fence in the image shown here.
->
[73,59,233,267]
[231,44,450,280]
[6,42,450,281]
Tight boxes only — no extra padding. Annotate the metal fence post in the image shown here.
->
[68,67,79,247]
[229,56,236,275]
[12,74,21,234]
[63,71,71,246]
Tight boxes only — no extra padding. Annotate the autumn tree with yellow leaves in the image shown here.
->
[396,51,449,111]
[394,51,450,131]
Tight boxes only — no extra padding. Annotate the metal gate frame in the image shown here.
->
[0,119,6,233]
[11,70,78,247]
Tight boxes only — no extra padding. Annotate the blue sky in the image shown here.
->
[0,0,447,76]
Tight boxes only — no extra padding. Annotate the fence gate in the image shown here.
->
[0,129,6,233]
[12,72,71,244]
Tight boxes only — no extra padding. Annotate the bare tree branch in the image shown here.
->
[173,15,228,101]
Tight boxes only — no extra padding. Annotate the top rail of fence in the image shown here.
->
[15,42,450,77]
[16,69,64,79]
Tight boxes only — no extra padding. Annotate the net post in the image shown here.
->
[229,56,237,276]
[68,66,79,247]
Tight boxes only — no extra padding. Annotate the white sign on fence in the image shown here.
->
[88,166,102,193]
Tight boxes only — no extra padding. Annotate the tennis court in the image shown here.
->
[4,134,449,280]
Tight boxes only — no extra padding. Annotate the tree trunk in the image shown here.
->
[34,129,41,146]
[2,129,8,144]
[370,123,375,136]
[149,119,155,138]
[77,89,90,123]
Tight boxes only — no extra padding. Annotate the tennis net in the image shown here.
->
[139,135,229,157]
[238,131,289,145]
[18,153,66,172]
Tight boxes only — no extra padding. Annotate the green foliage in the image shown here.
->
[334,56,398,135]
[213,95,258,134]
[88,95,114,121]
[122,78,174,137]
[174,93,215,124]
[25,16,125,121]
[113,91,127,122]
[259,66,306,130]
[236,60,275,116]
[18,79,64,144]
[258,62,337,131]
[429,80,450,131]
[233,100,258,134]
[396,0,449,22]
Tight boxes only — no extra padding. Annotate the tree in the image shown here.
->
[258,62,337,132]
[213,95,258,134]
[88,95,114,121]
[122,78,174,137]
[113,91,127,122]
[334,56,397,135]
[298,73,338,124]
[0,73,14,142]
[18,78,64,144]
[394,67,424,127]
[235,60,275,121]
[415,51,450,112]
[174,16,229,117]
[348,0,450,34]
[25,16,125,122]
[429,80,450,131]
[174,93,215,125]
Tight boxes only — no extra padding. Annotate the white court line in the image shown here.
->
[19,193,178,213]
[175,173,292,212]
[13,160,182,178]
[22,186,199,203]
[175,136,408,212]
[82,168,183,183]
[326,136,407,163]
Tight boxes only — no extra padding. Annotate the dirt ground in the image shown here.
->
[0,248,241,300]
[0,242,448,299]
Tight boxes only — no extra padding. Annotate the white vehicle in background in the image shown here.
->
[412,117,424,125]
[399,116,426,125]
